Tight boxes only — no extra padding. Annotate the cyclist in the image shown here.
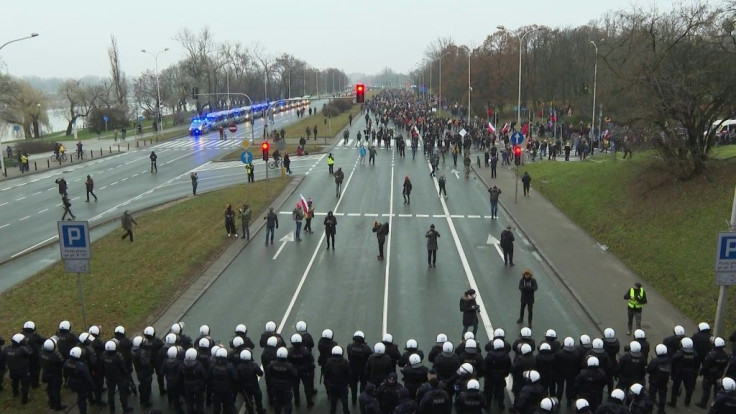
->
[272,149,281,166]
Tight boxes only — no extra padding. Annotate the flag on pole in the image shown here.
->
[299,193,309,213]
[487,122,496,134]
[501,122,510,135]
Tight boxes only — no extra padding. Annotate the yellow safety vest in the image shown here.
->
[327,156,334,166]
[628,287,644,310]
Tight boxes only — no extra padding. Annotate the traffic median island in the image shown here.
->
[0,177,290,412]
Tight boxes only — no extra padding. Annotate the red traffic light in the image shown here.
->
[513,145,522,156]
[357,85,364,92]
[356,83,365,103]
[261,142,270,151]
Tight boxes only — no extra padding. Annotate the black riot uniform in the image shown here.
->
[418,378,452,413]
[64,352,95,414]
[696,345,729,408]
[21,325,45,388]
[132,340,155,407]
[266,355,299,414]
[455,386,486,414]
[645,351,671,414]
[399,359,429,398]
[260,342,279,405]
[323,353,352,414]
[208,353,239,414]
[555,343,581,405]
[234,354,265,414]
[162,348,184,413]
[180,354,207,414]
[483,345,511,410]
[39,343,65,410]
[2,336,33,404]
[668,346,699,407]
[346,335,372,404]
[574,365,608,411]
[102,345,133,412]
[365,351,394,387]
[288,340,316,408]
[616,348,647,391]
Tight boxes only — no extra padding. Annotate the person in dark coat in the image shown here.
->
[347,331,372,405]
[358,382,380,414]
[460,289,480,336]
[372,221,388,260]
[517,269,538,327]
[500,226,515,266]
[64,346,95,414]
[425,223,440,267]
[484,339,511,410]
[323,346,351,414]
[40,338,66,411]
[324,211,338,250]
[234,349,266,414]
[521,171,532,196]
[402,176,412,204]
[3,333,33,404]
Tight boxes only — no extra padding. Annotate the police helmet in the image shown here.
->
[545,329,557,339]
[295,321,307,333]
[322,329,334,339]
[69,347,83,359]
[132,336,144,348]
[714,337,726,348]
[436,333,448,343]
[406,339,418,350]
[409,353,421,365]
[374,343,385,355]
[629,383,644,396]
[353,331,365,339]
[520,343,532,355]
[580,335,591,345]
[629,341,641,353]
[23,321,35,331]
[171,322,184,335]
[167,346,179,359]
[291,333,302,344]
[494,328,506,338]
[211,345,222,356]
[442,342,454,353]
[232,336,245,348]
[681,337,693,349]
[276,347,288,359]
[698,322,710,332]
[467,379,480,390]
[587,356,599,367]
[673,325,685,336]
[184,348,197,361]
[235,324,247,334]
[198,338,210,349]
[526,370,540,383]
[655,344,667,356]
[466,339,477,349]
[563,337,575,348]
[540,343,551,352]
[165,333,177,345]
[215,348,228,359]
[459,363,474,375]
[59,320,71,331]
[493,339,505,350]
[265,321,276,332]
[43,338,56,351]
[105,340,117,352]
[540,397,558,411]
[575,399,590,410]
[592,338,604,349]
[114,325,125,335]
[383,333,393,343]
[722,377,735,391]
[240,350,252,361]
[520,327,532,338]
[143,326,155,337]
[610,389,625,401]
[633,329,646,339]
[266,336,278,347]
[463,331,474,341]
[88,325,100,336]
[604,328,615,339]
[199,325,210,336]
[78,332,90,344]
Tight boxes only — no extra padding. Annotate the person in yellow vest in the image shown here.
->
[327,153,335,175]
[624,282,647,335]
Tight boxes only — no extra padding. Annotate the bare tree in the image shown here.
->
[108,35,127,110]
[59,79,105,136]
[252,43,275,100]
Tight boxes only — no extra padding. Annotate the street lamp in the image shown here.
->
[141,48,169,135]
[459,45,472,122]
[498,25,538,134]
[590,40,599,153]
[438,52,450,112]
[0,32,39,177]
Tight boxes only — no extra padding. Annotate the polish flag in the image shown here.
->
[521,122,529,137]
[500,122,510,135]
[299,193,309,213]
[487,122,496,134]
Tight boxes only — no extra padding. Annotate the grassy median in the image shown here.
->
[522,150,736,335]
[0,177,289,413]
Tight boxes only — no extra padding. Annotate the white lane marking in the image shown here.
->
[398,214,412,217]
[0,223,9,230]
[364,213,379,217]
[467,215,481,219]
[450,214,464,218]
[276,155,361,334]
[347,213,361,217]
[32,192,43,196]
[416,214,429,218]
[19,215,31,221]
[0,202,7,207]
[16,196,26,201]
[382,148,396,335]
[494,244,505,259]
[11,235,58,258]
[532,251,542,262]
[99,186,107,190]
[37,208,49,214]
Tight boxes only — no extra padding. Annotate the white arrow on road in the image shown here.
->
[273,232,294,260]
[487,233,504,259]
[450,169,460,180]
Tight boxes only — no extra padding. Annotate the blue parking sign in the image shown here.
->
[58,221,91,260]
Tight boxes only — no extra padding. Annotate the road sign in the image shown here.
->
[138,115,144,123]
[241,139,250,150]
[13,124,20,131]
[103,115,109,123]
[65,259,90,273]
[714,232,736,285]
[459,128,467,137]
[510,131,524,145]
[58,221,91,260]
[240,150,253,164]
[229,123,237,133]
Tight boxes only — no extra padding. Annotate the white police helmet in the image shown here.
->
[722,377,735,391]
[592,338,604,349]
[714,337,726,348]
[459,363,474,375]
[198,338,210,349]
[406,339,418,349]
[240,350,252,361]
[575,399,590,410]
[78,332,90,344]
[680,337,693,349]
[266,336,278,347]
[463,331,475,341]
[526,370,540,383]
[291,333,302,344]
[322,329,334,339]
[629,383,644,396]
[629,341,641,353]
[655,344,667,356]
[521,327,532,338]
[673,325,685,336]
[211,345,222,356]
[144,326,155,337]
[466,339,477,349]
[43,338,56,351]
[540,343,551,352]
[235,324,247,334]
[88,325,100,336]
[442,342,454,353]
[436,333,448,343]
[520,343,532,355]
[265,321,276,332]
[165,333,177,345]
[634,329,646,339]
[276,347,288,359]
[132,336,144,348]
[564,337,575,347]
[171,322,184,335]
[232,336,244,348]
[494,328,506,338]
[332,346,343,356]
[184,348,197,361]
[105,340,117,352]
[587,356,600,367]
[540,397,558,411]
[23,321,35,331]
[353,331,365,339]
[698,322,710,332]
[69,347,83,359]
[383,333,393,343]
[374,343,385,355]
[610,389,625,401]
[295,321,307,332]
[580,335,591,345]
[604,328,615,339]
[199,325,210,336]
[493,339,505,350]
[215,348,228,359]
[167,346,179,359]
[114,325,125,335]
[409,353,421,365]
[467,379,480,390]
[59,320,71,331]
[545,329,557,338]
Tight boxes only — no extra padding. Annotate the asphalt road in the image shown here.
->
[0,104,327,292]
[153,116,599,413]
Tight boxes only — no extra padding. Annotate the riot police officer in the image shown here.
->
[669,337,699,408]
[455,378,486,413]
[63,346,95,414]
[39,338,65,411]
[616,341,647,391]
[400,353,428,398]
[2,333,33,404]
[574,356,608,411]
[696,337,729,409]
[347,330,372,405]
[21,321,44,389]
[235,349,266,414]
[131,336,155,408]
[556,337,581,406]
[323,345,351,414]
[646,344,671,414]
[209,347,239,414]
[102,340,133,413]
[181,347,207,413]
[288,333,316,408]
[484,338,511,410]
[266,347,299,414]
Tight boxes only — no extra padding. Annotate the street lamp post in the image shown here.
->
[460,46,472,122]
[0,33,39,177]
[141,48,169,136]
[498,26,538,135]
[438,52,450,112]
[590,40,599,153]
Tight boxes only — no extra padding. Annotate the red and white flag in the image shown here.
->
[521,122,529,137]
[500,122,510,135]
[299,193,309,213]
[487,122,496,134]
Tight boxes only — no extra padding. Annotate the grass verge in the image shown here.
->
[0,177,289,413]
[521,153,736,335]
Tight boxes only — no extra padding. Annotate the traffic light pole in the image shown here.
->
[515,166,519,204]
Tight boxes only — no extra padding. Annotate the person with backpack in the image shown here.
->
[500,226,515,266]
[372,221,389,261]
[264,207,278,245]
[292,204,304,242]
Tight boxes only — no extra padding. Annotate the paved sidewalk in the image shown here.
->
[472,159,698,343]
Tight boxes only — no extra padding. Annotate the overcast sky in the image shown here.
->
[2,0,676,80]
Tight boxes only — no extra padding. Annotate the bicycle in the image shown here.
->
[267,158,282,169]
[50,153,68,162]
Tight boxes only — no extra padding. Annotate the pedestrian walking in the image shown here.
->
[429,152,439,177]
[488,185,501,219]
[425,224,440,268]
[245,163,255,182]
[369,144,376,165]
[61,194,75,220]
[500,226,515,266]
[283,153,291,174]
[359,144,366,165]
[522,172,532,196]
[120,210,138,242]
[55,177,68,195]
[460,289,480,336]
[3,333,33,405]
[293,203,304,241]
[225,204,238,237]
[517,269,538,327]
[264,207,278,245]
[624,282,647,335]
[402,176,412,205]
[149,151,158,173]
[190,172,198,195]
[463,154,472,179]
[334,167,345,198]
[327,153,335,174]
[84,175,98,202]
[372,221,389,261]
[491,153,498,178]
[304,200,315,233]
[343,130,349,145]
[324,211,337,250]
[239,203,251,240]
[438,174,447,198]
